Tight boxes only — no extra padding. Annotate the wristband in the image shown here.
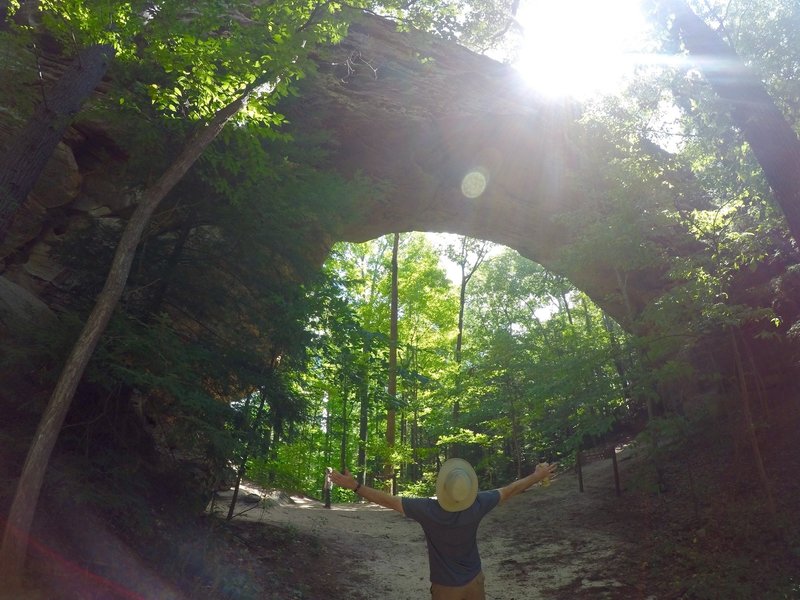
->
[354,482,362,494]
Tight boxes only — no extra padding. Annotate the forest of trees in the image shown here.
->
[1,0,799,596]
[268,235,635,500]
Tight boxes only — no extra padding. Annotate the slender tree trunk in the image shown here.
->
[666,0,800,243]
[410,345,419,481]
[357,336,370,485]
[227,390,268,521]
[450,236,487,456]
[325,390,333,470]
[508,389,522,479]
[399,411,406,480]
[560,291,573,325]
[386,233,399,493]
[412,407,419,480]
[0,44,113,242]
[265,427,277,484]
[452,263,467,428]
[226,393,253,520]
[580,297,592,333]
[146,213,196,316]
[602,313,631,402]
[730,328,775,516]
[0,88,251,579]
[339,385,349,474]
[624,297,656,425]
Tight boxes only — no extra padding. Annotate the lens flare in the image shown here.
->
[461,168,489,198]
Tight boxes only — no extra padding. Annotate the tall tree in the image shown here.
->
[465,250,628,460]
[227,387,269,522]
[0,86,254,578]
[386,233,399,493]
[445,235,491,456]
[655,0,800,242]
[445,236,491,440]
[357,334,371,484]
[318,236,457,485]
[0,0,352,578]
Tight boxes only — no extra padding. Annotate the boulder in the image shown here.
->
[0,274,55,332]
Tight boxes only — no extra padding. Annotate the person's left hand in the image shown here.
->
[534,462,558,482]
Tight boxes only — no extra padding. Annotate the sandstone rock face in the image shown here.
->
[0,11,687,331]
[282,11,683,325]
[0,275,55,334]
[0,141,81,263]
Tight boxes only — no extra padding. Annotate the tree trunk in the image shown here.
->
[451,259,467,431]
[146,213,196,316]
[602,313,632,402]
[560,291,573,325]
[325,387,333,471]
[412,406,420,481]
[0,88,250,579]
[399,410,406,481]
[226,393,253,519]
[0,43,113,242]
[666,0,800,243]
[227,390,268,521]
[386,233,399,494]
[357,336,370,485]
[730,328,775,516]
[504,376,525,478]
[508,388,522,479]
[339,384,349,474]
[450,236,488,456]
[410,345,420,481]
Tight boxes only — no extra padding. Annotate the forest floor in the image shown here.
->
[214,450,641,600]
[206,430,800,600]
[6,416,799,600]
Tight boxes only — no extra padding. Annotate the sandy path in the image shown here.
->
[221,448,637,600]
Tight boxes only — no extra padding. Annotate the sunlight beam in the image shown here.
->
[513,0,650,99]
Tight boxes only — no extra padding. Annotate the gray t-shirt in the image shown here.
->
[402,490,501,586]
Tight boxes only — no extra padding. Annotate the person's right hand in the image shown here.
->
[329,468,358,490]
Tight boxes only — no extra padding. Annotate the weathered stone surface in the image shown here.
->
[28,141,82,209]
[0,11,693,328]
[22,241,63,283]
[280,11,682,325]
[0,140,81,262]
[0,275,55,332]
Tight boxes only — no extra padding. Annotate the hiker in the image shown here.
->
[323,466,332,509]
[329,458,557,599]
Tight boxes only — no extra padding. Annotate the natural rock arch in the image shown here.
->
[281,12,684,326]
[0,11,693,332]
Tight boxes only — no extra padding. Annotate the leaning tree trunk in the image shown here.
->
[666,0,800,243]
[0,43,113,242]
[0,88,253,581]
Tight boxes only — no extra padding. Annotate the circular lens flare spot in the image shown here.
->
[461,169,488,198]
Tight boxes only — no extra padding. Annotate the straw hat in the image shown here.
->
[435,458,479,512]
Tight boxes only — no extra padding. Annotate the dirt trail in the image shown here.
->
[218,447,640,600]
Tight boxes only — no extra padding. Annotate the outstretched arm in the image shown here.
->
[328,469,405,514]
[497,462,557,504]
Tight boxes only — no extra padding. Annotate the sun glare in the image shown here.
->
[513,0,650,99]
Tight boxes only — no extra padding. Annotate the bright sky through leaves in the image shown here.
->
[514,0,650,99]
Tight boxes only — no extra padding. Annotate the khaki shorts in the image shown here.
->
[430,571,486,600]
